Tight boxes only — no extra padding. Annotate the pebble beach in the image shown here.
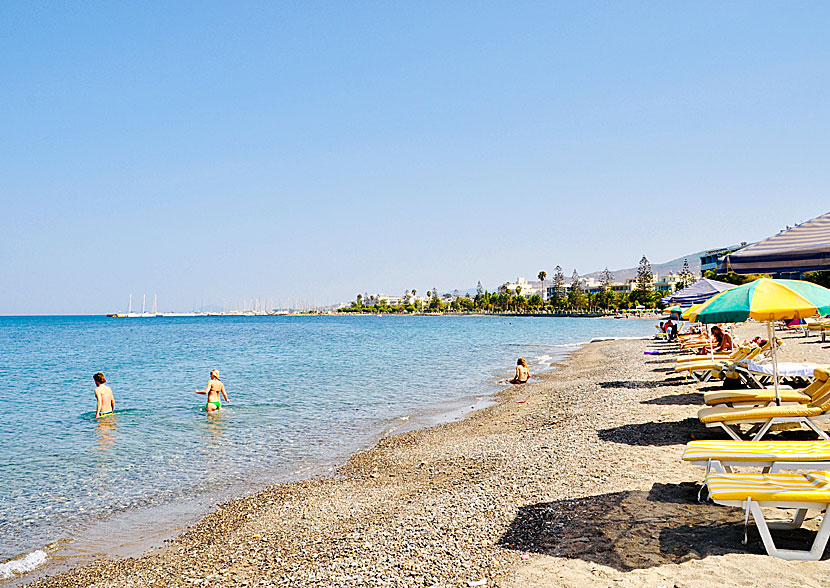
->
[23,324,830,588]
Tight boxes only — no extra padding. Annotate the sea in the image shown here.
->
[0,314,655,581]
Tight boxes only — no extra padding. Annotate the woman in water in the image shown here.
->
[93,371,115,418]
[509,357,530,384]
[195,369,229,413]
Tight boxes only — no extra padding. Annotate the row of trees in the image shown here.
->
[342,255,692,313]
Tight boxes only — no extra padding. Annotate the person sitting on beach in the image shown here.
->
[509,357,530,384]
[93,371,115,419]
[710,325,734,353]
[195,369,228,413]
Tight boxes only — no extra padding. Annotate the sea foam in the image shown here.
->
[0,550,48,579]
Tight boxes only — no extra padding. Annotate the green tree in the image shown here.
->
[550,265,565,309]
[677,258,695,290]
[568,269,583,310]
[596,267,615,310]
[636,255,654,294]
[706,271,770,285]
[805,271,830,289]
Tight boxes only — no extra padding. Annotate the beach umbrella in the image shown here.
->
[692,279,830,405]
[682,303,705,320]
[661,278,735,306]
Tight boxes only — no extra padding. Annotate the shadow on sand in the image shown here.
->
[498,482,830,570]
[597,418,718,446]
[641,392,704,405]
[599,378,687,390]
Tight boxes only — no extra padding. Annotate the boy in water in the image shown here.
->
[93,372,115,418]
[195,369,229,413]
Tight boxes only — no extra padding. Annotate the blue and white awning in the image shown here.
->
[661,278,734,306]
[718,211,830,275]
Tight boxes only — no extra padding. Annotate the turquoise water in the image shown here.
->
[0,315,654,573]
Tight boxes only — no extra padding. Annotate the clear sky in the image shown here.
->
[2,2,829,314]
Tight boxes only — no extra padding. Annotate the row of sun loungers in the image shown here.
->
[654,329,830,560]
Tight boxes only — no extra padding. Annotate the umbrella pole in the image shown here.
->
[767,321,781,406]
[709,325,715,363]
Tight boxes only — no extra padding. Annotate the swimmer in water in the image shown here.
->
[93,371,115,418]
[195,369,228,413]
[509,357,530,384]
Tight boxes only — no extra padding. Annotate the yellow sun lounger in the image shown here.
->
[683,440,830,473]
[698,373,830,441]
[674,346,761,382]
[675,346,748,365]
[703,370,830,408]
[705,470,830,560]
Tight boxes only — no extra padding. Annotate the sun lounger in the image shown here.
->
[674,346,761,382]
[682,439,830,473]
[736,361,823,389]
[705,470,830,560]
[703,373,830,408]
[698,369,830,440]
[675,346,747,365]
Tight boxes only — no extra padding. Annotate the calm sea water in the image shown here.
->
[0,315,654,576]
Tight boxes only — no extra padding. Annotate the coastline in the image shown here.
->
[23,326,829,587]
[14,338,579,587]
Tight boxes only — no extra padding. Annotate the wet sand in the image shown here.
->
[25,324,830,587]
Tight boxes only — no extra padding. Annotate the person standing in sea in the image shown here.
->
[93,372,115,418]
[195,369,229,413]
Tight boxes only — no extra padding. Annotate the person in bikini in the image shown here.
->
[195,369,228,413]
[93,371,115,419]
[509,357,530,384]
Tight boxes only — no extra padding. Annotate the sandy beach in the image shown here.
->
[24,324,830,588]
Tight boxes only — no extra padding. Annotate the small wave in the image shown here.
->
[590,335,651,342]
[0,550,48,579]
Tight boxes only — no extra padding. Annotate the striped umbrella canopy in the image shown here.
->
[690,278,830,324]
[661,278,735,306]
[718,211,830,274]
[689,278,830,406]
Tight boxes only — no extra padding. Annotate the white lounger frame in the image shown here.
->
[687,458,830,474]
[704,414,830,442]
[713,497,830,560]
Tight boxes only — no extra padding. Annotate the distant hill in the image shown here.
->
[581,251,706,283]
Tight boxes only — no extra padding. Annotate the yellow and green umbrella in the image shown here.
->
[682,303,705,320]
[691,278,830,405]
[692,279,830,324]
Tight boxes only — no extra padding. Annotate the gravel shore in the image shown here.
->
[25,324,830,587]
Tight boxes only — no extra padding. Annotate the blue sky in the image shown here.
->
[2,2,828,314]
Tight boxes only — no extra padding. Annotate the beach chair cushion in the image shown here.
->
[703,389,811,406]
[682,440,830,464]
[705,471,830,503]
[699,404,823,424]
[743,362,823,379]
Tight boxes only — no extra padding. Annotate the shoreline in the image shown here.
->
[23,326,827,587]
[8,341,574,586]
[11,336,584,587]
